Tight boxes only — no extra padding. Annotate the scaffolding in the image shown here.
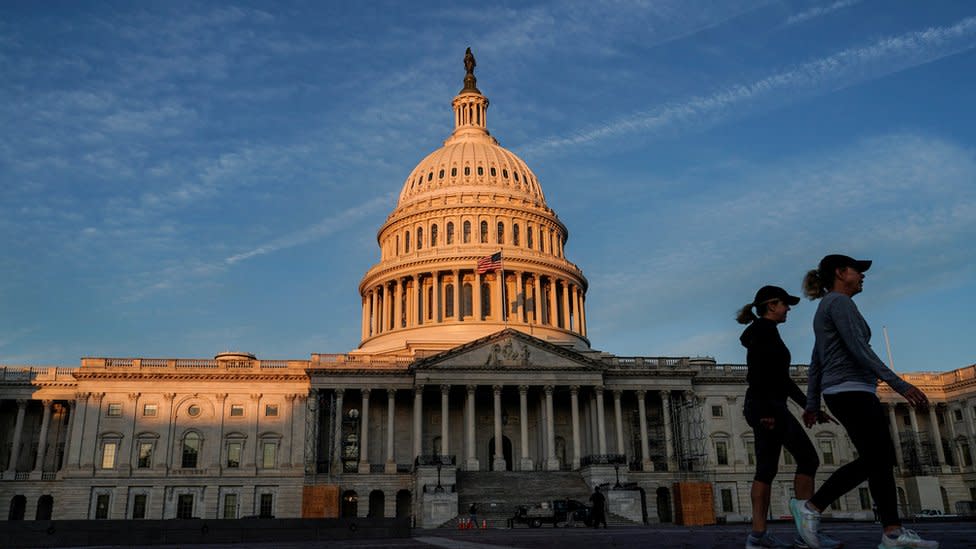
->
[304,390,338,483]
[670,393,708,480]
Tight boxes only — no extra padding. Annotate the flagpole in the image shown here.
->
[500,251,507,326]
[883,326,895,372]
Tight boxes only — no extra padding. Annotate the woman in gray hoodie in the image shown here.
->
[789,254,937,549]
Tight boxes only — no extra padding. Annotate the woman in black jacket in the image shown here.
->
[738,285,834,549]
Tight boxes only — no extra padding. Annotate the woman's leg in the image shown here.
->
[780,411,819,500]
[749,406,784,534]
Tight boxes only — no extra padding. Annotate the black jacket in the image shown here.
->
[740,317,806,417]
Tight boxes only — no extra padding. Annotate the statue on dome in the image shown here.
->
[464,47,476,75]
[462,47,480,93]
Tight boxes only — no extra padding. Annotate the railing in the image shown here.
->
[77,358,309,372]
[0,367,77,382]
[41,472,57,481]
[312,353,415,368]
[580,454,626,466]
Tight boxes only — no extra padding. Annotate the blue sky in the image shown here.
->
[1,1,973,373]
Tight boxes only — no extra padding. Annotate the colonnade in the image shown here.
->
[1,399,70,480]
[361,269,586,340]
[886,401,975,470]
[322,385,674,473]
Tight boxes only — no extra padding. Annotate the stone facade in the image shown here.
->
[2,55,974,525]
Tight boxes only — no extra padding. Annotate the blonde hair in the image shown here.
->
[802,268,827,300]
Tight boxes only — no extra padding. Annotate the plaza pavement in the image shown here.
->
[67,521,975,548]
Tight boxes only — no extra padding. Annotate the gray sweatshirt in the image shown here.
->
[805,292,912,413]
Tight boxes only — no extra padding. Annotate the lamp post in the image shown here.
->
[435,456,444,493]
[613,464,622,489]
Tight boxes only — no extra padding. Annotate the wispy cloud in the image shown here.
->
[525,16,976,154]
[785,0,861,27]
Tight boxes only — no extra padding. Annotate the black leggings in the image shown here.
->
[809,392,899,527]
[744,401,819,484]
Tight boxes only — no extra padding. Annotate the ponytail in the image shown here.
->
[736,303,757,324]
[802,268,827,300]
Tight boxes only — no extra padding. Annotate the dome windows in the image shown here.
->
[438,169,444,179]
[527,224,534,249]
[479,220,488,244]
[405,230,411,253]
[496,221,504,244]
[451,167,457,177]
[477,166,484,176]
[416,227,423,250]
[513,223,520,246]
[464,166,471,176]
[427,172,433,181]
[463,221,471,243]
[431,224,438,247]
[490,167,496,177]
[502,169,508,179]
[447,222,455,244]
[514,171,520,182]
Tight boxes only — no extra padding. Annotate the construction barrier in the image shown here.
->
[672,481,716,526]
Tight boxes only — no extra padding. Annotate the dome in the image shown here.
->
[355,50,589,356]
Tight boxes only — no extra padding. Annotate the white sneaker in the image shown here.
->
[789,498,821,549]
[879,528,939,548]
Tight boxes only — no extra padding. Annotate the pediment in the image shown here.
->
[412,329,600,371]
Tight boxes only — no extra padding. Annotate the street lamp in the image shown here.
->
[435,456,444,493]
[613,464,622,488]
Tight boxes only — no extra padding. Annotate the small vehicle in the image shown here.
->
[511,499,593,528]
[913,509,957,519]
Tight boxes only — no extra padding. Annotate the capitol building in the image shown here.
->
[2,54,975,527]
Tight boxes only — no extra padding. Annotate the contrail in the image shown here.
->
[524,16,976,155]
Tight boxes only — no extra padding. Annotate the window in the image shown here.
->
[417,227,423,250]
[95,494,110,519]
[137,442,153,468]
[496,221,504,244]
[445,284,454,318]
[431,224,438,247]
[902,414,911,426]
[262,442,277,468]
[451,167,457,177]
[259,493,274,518]
[405,231,410,252]
[715,440,729,465]
[101,442,118,469]
[426,171,432,181]
[132,494,147,519]
[462,221,471,243]
[395,234,400,255]
[438,169,444,179]
[962,442,973,467]
[514,171,520,181]
[480,220,488,243]
[527,225,533,248]
[222,493,238,519]
[720,488,734,512]
[745,440,756,466]
[186,404,200,417]
[226,442,242,468]
[142,403,157,417]
[230,404,244,417]
[490,167,496,176]
[820,440,835,465]
[265,404,278,417]
[464,166,470,176]
[711,405,724,417]
[177,494,194,519]
[859,487,872,510]
[107,403,122,417]
[477,166,484,176]
[461,283,473,317]
[954,409,963,421]
[539,228,545,252]
[182,432,200,468]
[446,222,454,244]
[513,224,520,246]
[481,282,491,317]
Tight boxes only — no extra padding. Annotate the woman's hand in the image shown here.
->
[817,411,838,424]
[802,410,819,428]
[902,385,930,411]
[759,417,775,430]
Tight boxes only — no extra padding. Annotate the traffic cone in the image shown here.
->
[482,519,487,529]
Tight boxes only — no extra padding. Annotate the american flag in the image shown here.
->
[477,252,502,274]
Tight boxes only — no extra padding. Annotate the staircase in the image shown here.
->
[452,471,594,528]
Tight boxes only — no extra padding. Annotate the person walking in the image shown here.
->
[790,254,938,549]
[589,486,608,528]
[738,285,839,549]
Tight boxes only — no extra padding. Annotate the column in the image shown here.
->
[518,385,532,471]
[385,389,397,473]
[60,401,75,473]
[452,269,461,322]
[394,278,403,330]
[413,386,423,461]
[516,271,525,322]
[492,272,503,321]
[908,407,925,466]
[595,386,607,454]
[286,394,302,467]
[380,286,389,332]
[474,272,482,320]
[928,406,946,467]
[613,390,625,455]
[440,385,450,456]
[465,385,478,471]
[638,391,652,471]
[406,277,415,328]
[332,389,345,473]
[570,386,581,470]
[887,404,905,469]
[159,393,175,472]
[31,400,53,476]
[544,386,559,470]
[548,277,557,326]
[944,405,963,467]
[579,291,587,337]
[533,275,542,324]
[417,274,424,324]
[493,385,506,471]
[6,400,28,476]
[211,393,227,470]
[361,296,369,340]
[561,281,571,329]
[433,272,441,322]
[661,391,675,471]
[80,393,104,470]
[571,285,579,332]
[370,290,378,335]
[358,388,371,473]
[247,393,262,470]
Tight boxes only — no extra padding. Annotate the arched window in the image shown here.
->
[490,167,496,176]
[477,166,484,176]
[480,220,488,243]
[513,224,520,246]
[446,222,454,244]
[395,235,400,256]
[369,490,385,518]
[8,495,26,520]
[416,227,423,250]
[540,228,545,252]
[430,224,438,247]
[396,489,412,519]
[438,169,444,179]
[502,169,508,179]
[35,495,53,521]
[451,167,457,177]
[182,432,201,469]
[527,225,534,249]
[464,166,471,176]
[462,221,471,243]
[405,231,410,253]
[481,282,491,318]
[341,490,358,518]
[461,283,473,317]
[427,171,433,181]
[445,284,455,318]
[514,171,520,182]
[496,221,504,244]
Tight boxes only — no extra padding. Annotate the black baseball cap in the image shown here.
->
[819,254,872,275]
[753,285,800,307]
